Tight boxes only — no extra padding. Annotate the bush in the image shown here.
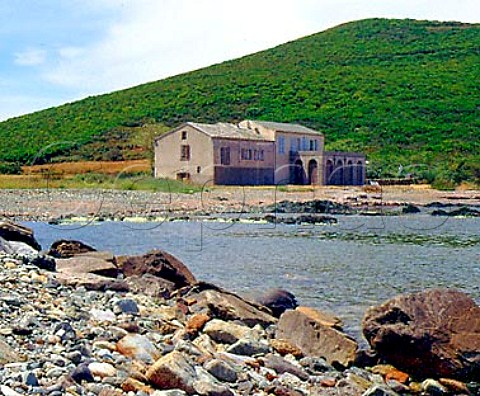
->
[0,162,22,175]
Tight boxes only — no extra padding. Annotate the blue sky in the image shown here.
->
[1,0,478,121]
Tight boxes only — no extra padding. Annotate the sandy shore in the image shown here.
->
[0,185,479,221]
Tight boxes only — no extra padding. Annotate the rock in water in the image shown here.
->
[362,288,480,380]
[116,250,197,289]
[47,239,97,258]
[0,220,41,251]
[254,289,298,317]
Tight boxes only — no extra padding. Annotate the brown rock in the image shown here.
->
[296,306,343,329]
[0,220,41,250]
[362,289,480,380]
[121,377,154,393]
[190,285,276,327]
[47,239,96,258]
[438,378,471,394]
[116,250,196,289]
[372,364,409,383]
[98,389,124,396]
[146,351,196,394]
[55,251,119,278]
[269,339,303,358]
[185,313,210,337]
[276,308,358,368]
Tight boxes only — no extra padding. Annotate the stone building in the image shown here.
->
[154,120,365,186]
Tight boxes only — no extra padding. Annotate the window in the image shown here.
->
[278,136,286,154]
[181,131,187,140]
[259,150,265,161]
[314,139,319,151]
[197,166,201,174]
[301,137,308,151]
[253,150,259,160]
[309,139,315,151]
[220,147,231,165]
[180,145,190,161]
[290,138,296,153]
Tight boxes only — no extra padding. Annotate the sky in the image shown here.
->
[0,0,479,121]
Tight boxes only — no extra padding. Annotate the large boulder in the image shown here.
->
[116,250,196,289]
[362,289,480,380]
[47,239,97,258]
[276,307,358,368]
[0,221,41,251]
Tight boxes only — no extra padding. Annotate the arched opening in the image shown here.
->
[308,159,319,185]
[335,159,344,185]
[347,160,354,185]
[356,161,364,185]
[292,159,305,184]
[325,159,334,185]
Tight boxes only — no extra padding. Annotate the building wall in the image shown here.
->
[323,151,366,185]
[212,138,275,185]
[154,125,214,185]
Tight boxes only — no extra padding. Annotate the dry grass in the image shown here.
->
[22,159,150,176]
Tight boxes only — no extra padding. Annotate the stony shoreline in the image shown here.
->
[0,220,479,395]
[0,187,479,222]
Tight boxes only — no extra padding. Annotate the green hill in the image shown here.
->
[1,18,479,186]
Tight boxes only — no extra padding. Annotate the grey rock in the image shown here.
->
[362,385,400,396]
[204,359,238,383]
[193,380,234,396]
[226,338,269,356]
[262,354,309,381]
[203,319,251,344]
[114,298,139,314]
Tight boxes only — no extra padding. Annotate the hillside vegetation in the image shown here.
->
[1,18,479,186]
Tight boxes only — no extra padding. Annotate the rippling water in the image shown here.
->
[27,215,479,341]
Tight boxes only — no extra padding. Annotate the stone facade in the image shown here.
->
[154,120,365,186]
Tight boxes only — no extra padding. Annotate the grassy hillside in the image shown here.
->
[1,18,479,186]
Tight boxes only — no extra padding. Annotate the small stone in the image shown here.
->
[54,322,77,341]
[438,378,470,394]
[115,299,139,314]
[193,380,234,396]
[23,371,39,387]
[185,313,210,337]
[71,363,94,383]
[117,333,160,364]
[121,378,154,393]
[270,338,303,358]
[226,338,270,356]
[88,362,117,378]
[0,385,23,396]
[91,309,116,322]
[361,384,400,396]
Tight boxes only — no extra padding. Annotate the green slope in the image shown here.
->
[1,18,479,185]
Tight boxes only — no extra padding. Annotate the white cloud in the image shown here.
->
[14,48,47,66]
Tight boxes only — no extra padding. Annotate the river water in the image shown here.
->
[27,215,479,341]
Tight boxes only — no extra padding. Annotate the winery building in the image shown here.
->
[154,120,365,186]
